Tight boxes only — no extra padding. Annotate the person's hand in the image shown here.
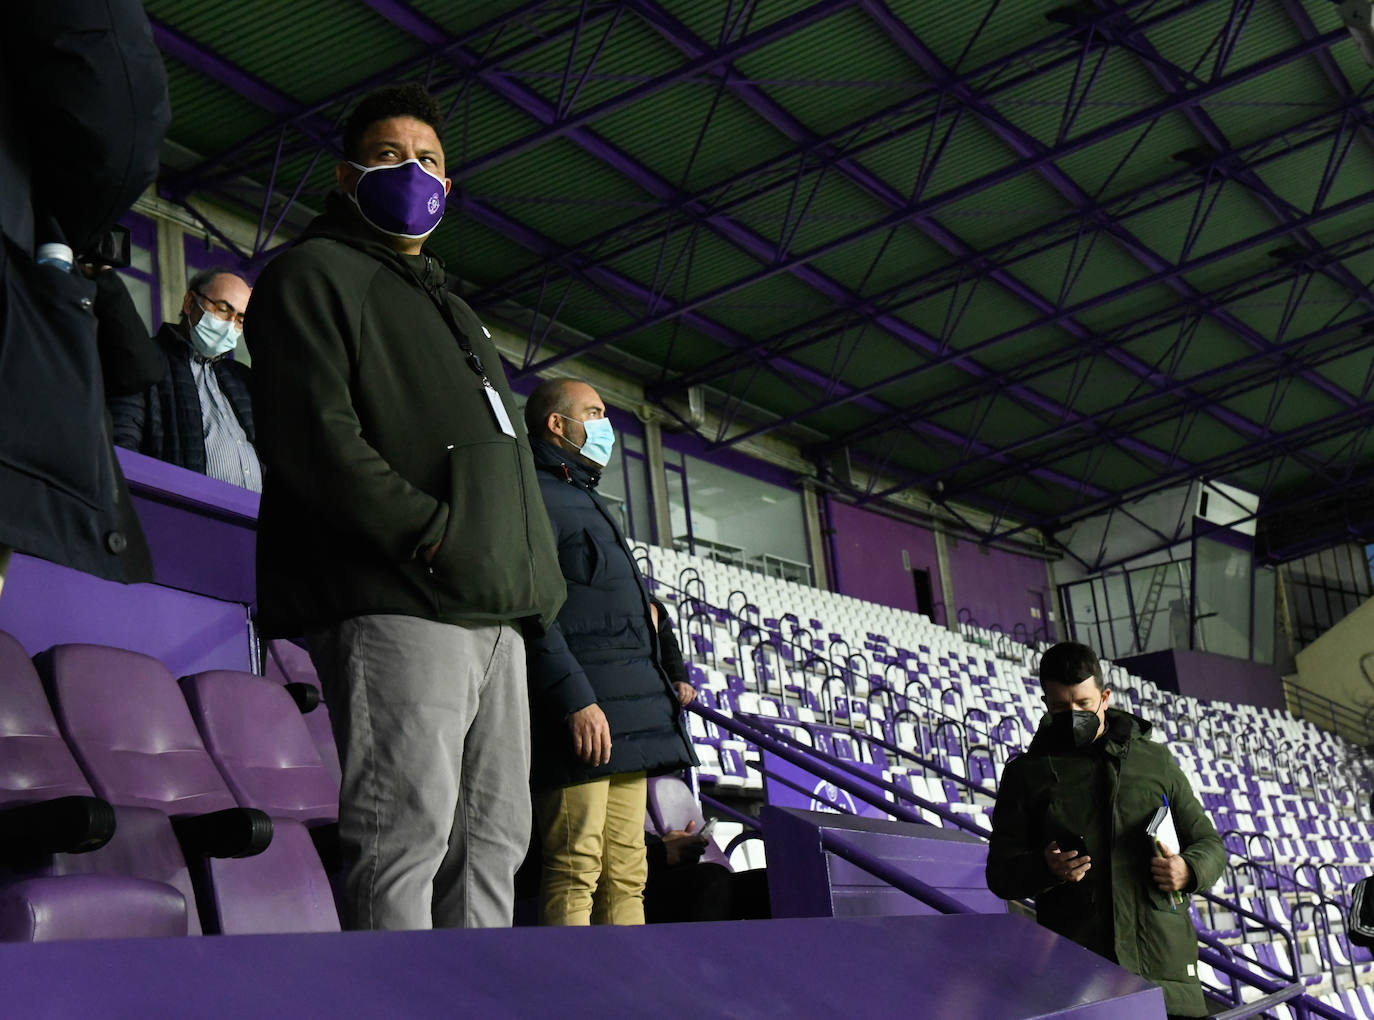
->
[421,541,440,566]
[1151,842,1191,892]
[568,703,611,765]
[663,821,709,866]
[674,682,696,706]
[1044,842,1091,883]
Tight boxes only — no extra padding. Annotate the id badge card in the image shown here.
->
[484,382,517,437]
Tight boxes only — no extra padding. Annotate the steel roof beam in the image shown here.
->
[507,25,1344,371]
[446,194,1108,498]
[857,306,1374,494]
[826,244,1374,456]
[649,99,1365,396]
[972,401,1374,543]
[165,0,599,191]
[698,180,1374,450]
[1080,2,1368,405]
[362,0,1174,469]
[470,0,1218,303]
[763,0,1351,472]
[876,325,1372,503]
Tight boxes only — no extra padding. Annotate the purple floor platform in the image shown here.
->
[0,913,1165,1019]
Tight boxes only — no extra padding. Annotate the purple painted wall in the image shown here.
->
[828,501,944,620]
[1118,649,1285,711]
[0,449,258,676]
[944,535,1055,642]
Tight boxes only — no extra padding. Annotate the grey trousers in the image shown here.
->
[307,614,531,930]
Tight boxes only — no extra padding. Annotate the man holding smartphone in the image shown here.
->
[985,642,1224,1019]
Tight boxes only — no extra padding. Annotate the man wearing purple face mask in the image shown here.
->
[245,84,565,932]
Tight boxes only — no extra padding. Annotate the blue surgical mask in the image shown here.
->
[560,414,615,467]
[189,310,240,359]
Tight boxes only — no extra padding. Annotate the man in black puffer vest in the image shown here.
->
[524,378,697,926]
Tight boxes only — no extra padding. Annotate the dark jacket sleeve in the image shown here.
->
[655,600,690,689]
[985,758,1058,900]
[108,389,150,452]
[94,270,161,396]
[8,1,168,251]
[245,254,448,562]
[1165,758,1225,894]
[525,619,598,719]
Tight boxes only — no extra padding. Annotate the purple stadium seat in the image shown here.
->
[0,631,188,940]
[262,639,341,788]
[180,670,338,828]
[38,643,337,934]
[180,669,340,932]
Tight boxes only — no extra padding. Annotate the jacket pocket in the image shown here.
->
[428,439,536,617]
[0,250,111,508]
[556,528,601,587]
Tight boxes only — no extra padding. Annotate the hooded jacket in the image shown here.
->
[985,708,1225,1018]
[524,439,696,789]
[0,1,167,584]
[244,194,564,637]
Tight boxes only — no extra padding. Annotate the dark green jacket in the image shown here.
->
[985,709,1224,1017]
[245,195,565,637]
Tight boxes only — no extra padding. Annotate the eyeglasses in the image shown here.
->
[192,290,246,328]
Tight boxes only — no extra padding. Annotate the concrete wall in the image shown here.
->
[1118,648,1285,711]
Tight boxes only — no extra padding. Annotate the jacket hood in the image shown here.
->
[533,437,601,489]
[1025,707,1148,756]
[299,192,448,283]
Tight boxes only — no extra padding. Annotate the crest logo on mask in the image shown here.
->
[427,194,440,215]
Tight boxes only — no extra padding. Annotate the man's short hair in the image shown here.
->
[1038,641,1105,692]
[524,378,579,438]
[186,266,243,297]
[181,267,246,322]
[342,83,444,162]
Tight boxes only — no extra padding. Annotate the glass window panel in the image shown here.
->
[116,272,154,334]
[129,242,153,275]
[1194,537,1251,659]
[1253,567,1275,665]
[680,453,810,582]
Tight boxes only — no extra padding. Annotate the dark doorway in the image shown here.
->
[913,568,935,620]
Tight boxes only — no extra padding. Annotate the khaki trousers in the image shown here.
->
[534,771,648,926]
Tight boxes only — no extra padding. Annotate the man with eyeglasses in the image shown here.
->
[110,266,262,492]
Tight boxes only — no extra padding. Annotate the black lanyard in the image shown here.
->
[393,254,488,384]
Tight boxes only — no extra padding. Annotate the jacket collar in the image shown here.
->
[298,192,448,284]
[533,438,600,489]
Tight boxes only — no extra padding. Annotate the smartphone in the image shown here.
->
[1065,834,1089,858]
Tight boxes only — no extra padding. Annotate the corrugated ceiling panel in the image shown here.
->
[462,139,653,245]
[161,56,275,155]
[806,225,954,296]
[148,0,425,106]
[1052,112,1205,202]
[443,83,546,171]
[590,86,797,194]
[659,0,829,53]
[733,8,927,138]
[930,172,1069,249]
[500,14,687,112]
[884,0,1057,76]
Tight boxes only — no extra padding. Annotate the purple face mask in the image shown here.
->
[348,158,447,239]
